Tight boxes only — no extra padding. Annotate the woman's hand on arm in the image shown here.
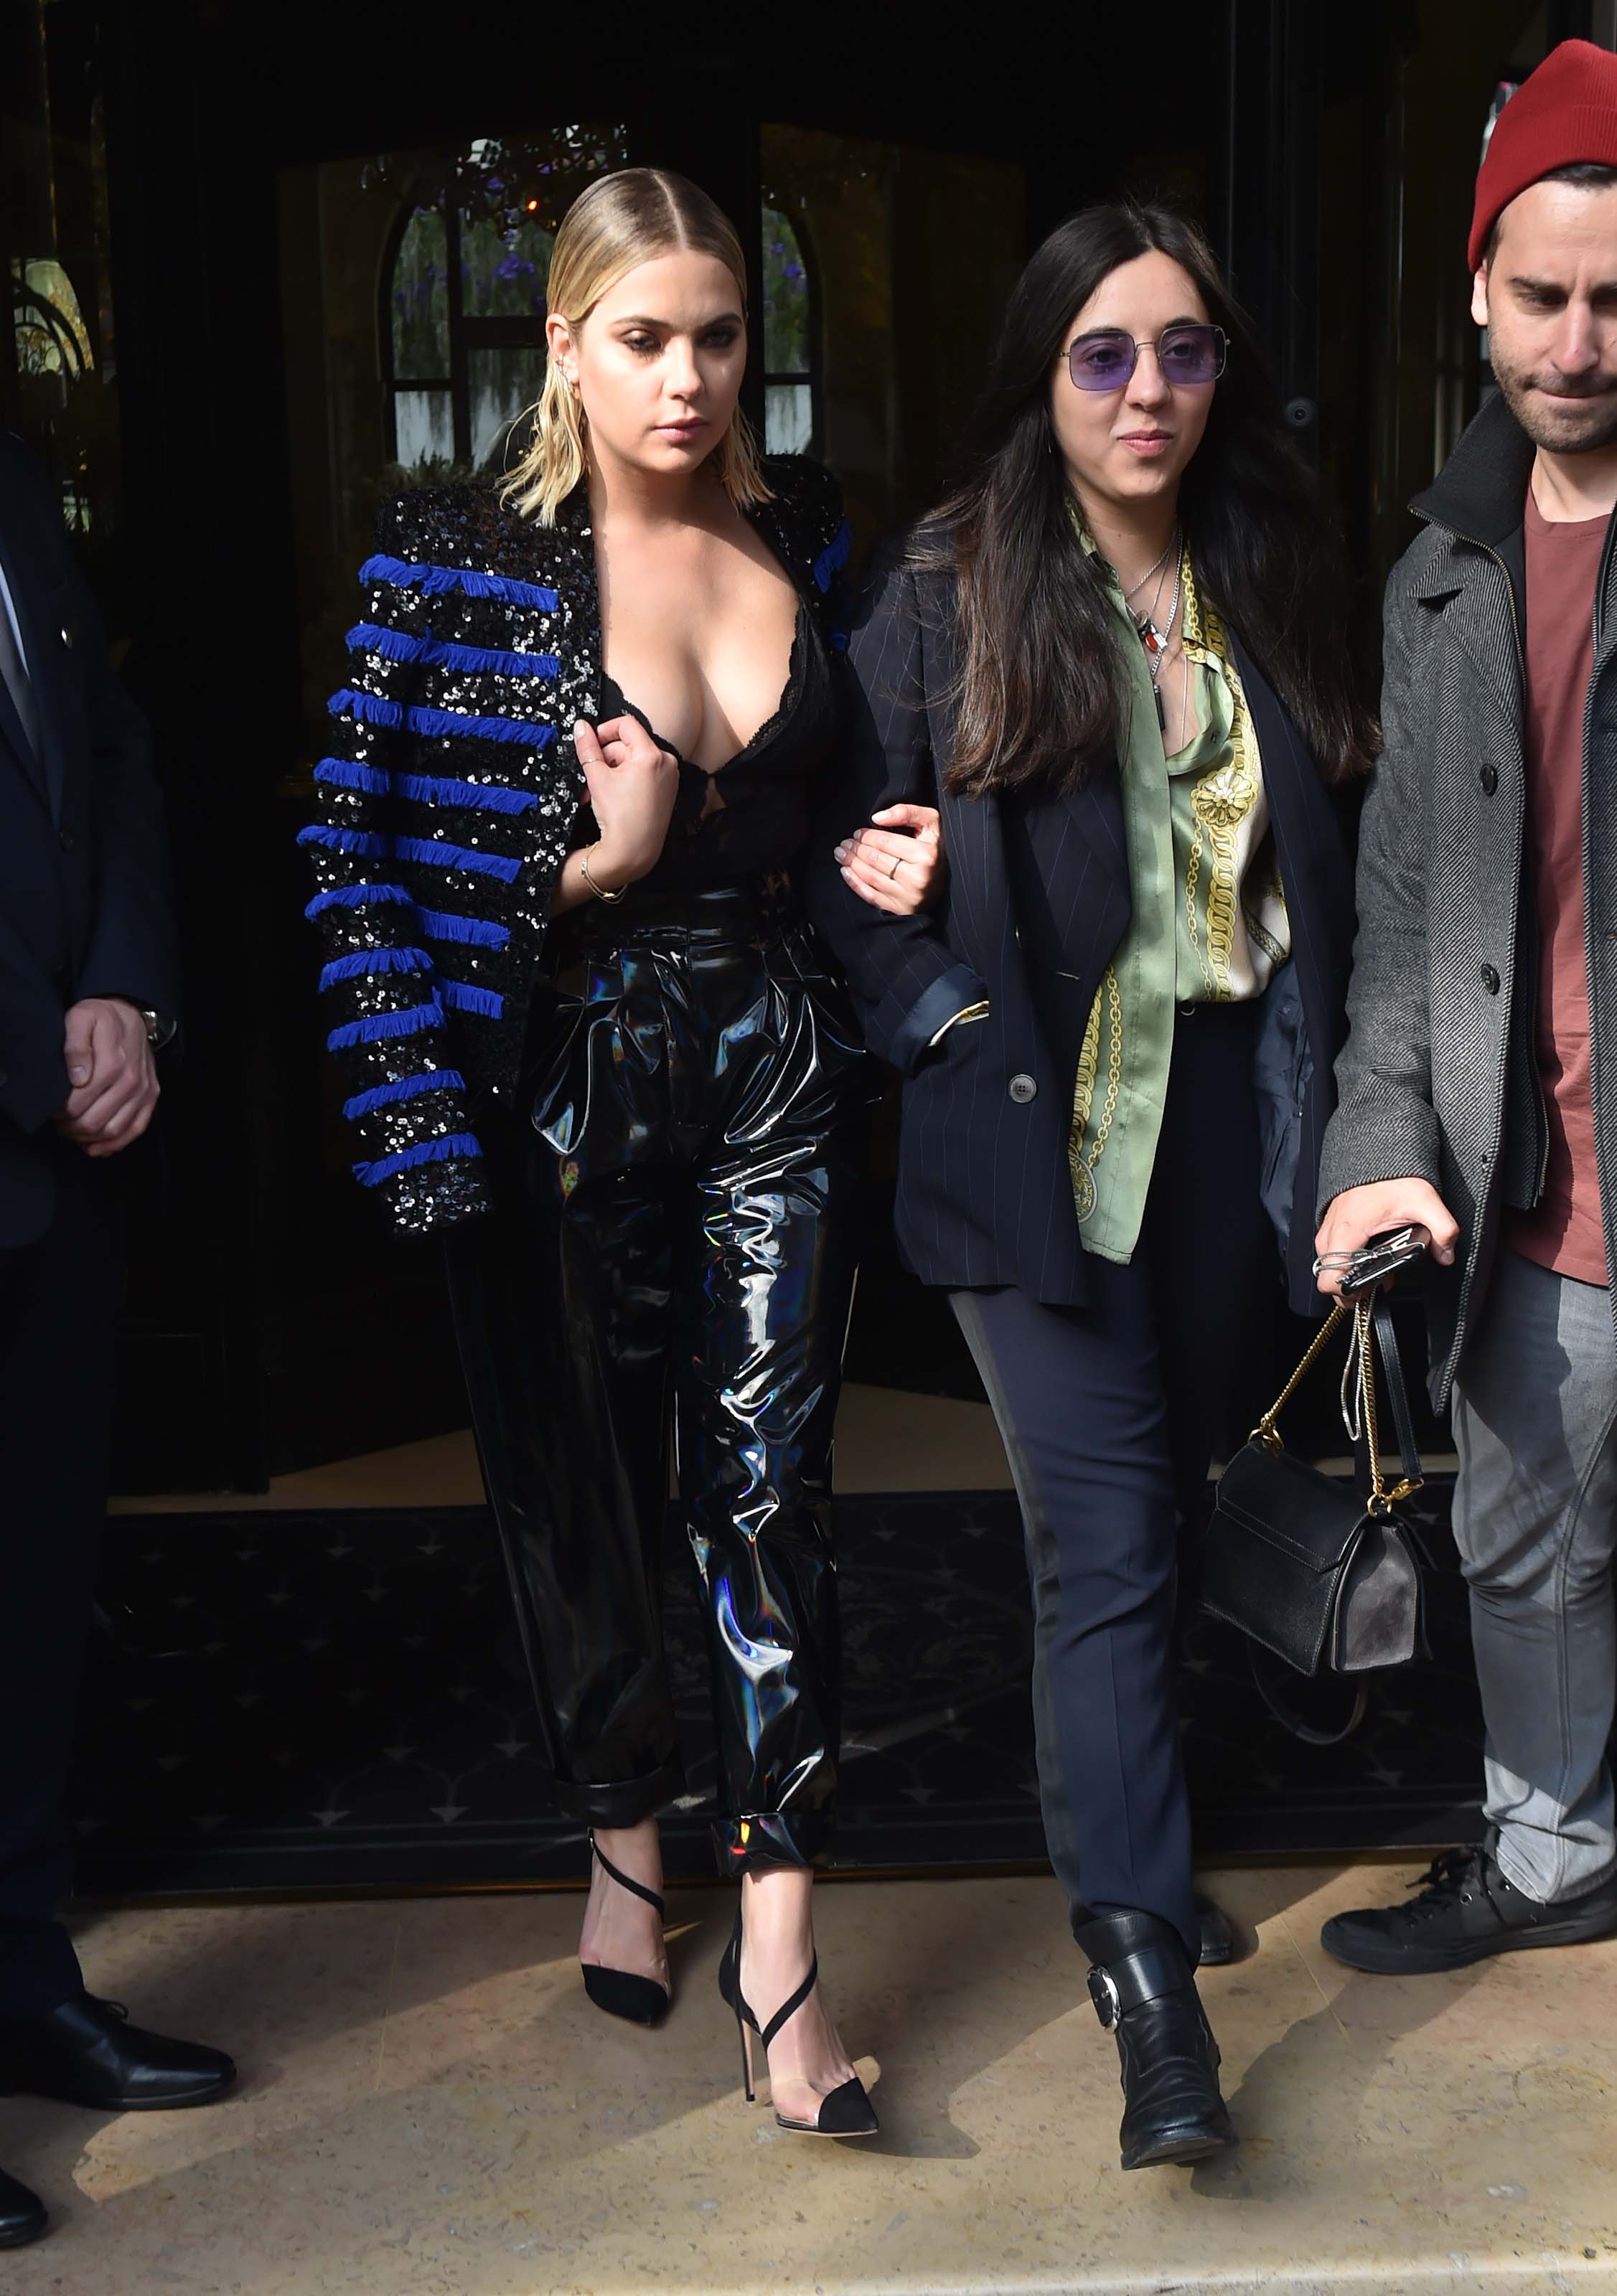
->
[833,803,947,917]
[550,715,680,916]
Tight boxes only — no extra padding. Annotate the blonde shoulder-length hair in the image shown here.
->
[501,167,771,526]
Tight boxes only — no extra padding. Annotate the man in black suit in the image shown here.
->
[0,433,234,2251]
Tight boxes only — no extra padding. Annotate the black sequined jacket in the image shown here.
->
[301,454,850,1235]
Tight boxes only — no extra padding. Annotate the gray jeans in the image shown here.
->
[1451,1246,1617,1904]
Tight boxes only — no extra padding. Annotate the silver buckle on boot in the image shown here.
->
[1087,1967,1122,2030]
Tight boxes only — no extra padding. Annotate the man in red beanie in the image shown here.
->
[1316,38,1617,1972]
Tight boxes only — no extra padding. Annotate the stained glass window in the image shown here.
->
[761,203,817,456]
[380,128,624,475]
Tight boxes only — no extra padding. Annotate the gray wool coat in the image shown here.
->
[1319,390,1617,1407]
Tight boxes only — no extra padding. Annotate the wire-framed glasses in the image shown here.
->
[1064,324,1228,393]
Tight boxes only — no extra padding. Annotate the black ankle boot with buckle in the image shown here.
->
[1073,1907,1237,2171]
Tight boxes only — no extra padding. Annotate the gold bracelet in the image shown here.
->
[578,843,627,904]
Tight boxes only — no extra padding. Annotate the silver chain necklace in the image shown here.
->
[1120,530,1177,606]
[1134,551,1184,736]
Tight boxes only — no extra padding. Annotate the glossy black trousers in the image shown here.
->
[444,885,873,1872]
[950,1002,1270,1964]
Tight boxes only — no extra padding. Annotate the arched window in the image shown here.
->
[380,129,626,474]
[387,204,454,465]
[761,203,820,457]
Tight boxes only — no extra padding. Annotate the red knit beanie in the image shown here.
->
[1470,39,1617,272]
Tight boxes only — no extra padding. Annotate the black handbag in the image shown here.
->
[1199,1295,1427,1743]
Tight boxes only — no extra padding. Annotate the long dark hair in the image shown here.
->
[918,201,1375,794]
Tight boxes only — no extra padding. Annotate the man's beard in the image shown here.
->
[1491,342,1617,453]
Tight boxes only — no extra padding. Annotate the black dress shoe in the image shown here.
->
[1194,1892,1234,1967]
[0,1995,235,2112]
[0,2166,47,2248]
[1321,1832,1617,1975]
[1074,1909,1237,2171]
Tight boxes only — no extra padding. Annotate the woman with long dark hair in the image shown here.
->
[302,168,950,2138]
[815,201,1370,2168]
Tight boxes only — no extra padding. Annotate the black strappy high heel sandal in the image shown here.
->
[716,1909,878,2136]
[580,1833,671,2028]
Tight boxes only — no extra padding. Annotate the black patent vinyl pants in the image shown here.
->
[444,885,873,1873]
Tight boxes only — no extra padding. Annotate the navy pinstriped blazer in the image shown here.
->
[807,538,1356,1315]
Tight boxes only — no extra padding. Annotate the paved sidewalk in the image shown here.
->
[2,1864,1614,2295]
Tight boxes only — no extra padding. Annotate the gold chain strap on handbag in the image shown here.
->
[1252,1299,1424,1515]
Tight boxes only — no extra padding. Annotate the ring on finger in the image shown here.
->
[887,852,901,879]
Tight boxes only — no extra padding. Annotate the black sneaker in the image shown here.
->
[1321,1833,1617,1975]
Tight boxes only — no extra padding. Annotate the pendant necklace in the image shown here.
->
[1134,545,1183,735]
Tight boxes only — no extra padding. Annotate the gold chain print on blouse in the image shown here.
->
[1180,560,1258,1002]
[1065,540,1290,1250]
[1069,964,1124,1222]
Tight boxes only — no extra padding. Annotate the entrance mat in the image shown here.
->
[70,1483,1483,1898]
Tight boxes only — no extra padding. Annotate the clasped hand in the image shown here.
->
[834,809,947,915]
[53,997,159,1158]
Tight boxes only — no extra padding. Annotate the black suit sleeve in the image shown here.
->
[1,440,181,1027]
[802,552,988,1074]
[57,532,182,1028]
[0,908,72,1134]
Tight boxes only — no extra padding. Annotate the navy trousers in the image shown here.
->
[952,1002,1270,1963]
[0,1144,123,2015]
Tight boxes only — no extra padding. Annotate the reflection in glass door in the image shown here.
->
[380,131,622,474]
[760,125,1025,545]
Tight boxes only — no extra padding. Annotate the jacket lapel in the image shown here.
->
[1054,766,1128,895]
[1421,548,1524,729]
[0,536,51,810]
[1407,392,1532,729]
[0,518,65,821]
[0,660,39,797]
[922,572,1130,903]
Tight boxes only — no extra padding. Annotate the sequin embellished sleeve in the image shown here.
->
[299,501,493,1235]
[761,453,852,654]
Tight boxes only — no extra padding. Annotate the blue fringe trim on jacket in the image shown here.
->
[342,1067,466,1121]
[326,1000,443,1051]
[357,553,561,613]
[353,1131,484,1188]
[441,979,505,1018]
[347,622,561,680]
[813,522,852,593]
[299,823,385,858]
[314,756,388,797]
[319,750,539,812]
[304,880,411,919]
[416,907,511,949]
[318,946,433,991]
[393,834,521,883]
[330,687,558,749]
[394,769,538,814]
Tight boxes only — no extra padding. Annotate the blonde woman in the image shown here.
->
[301,170,944,2137]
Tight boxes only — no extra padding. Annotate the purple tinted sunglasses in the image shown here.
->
[1065,324,1228,393]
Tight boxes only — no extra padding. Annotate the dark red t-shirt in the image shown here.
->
[1505,490,1610,1287]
